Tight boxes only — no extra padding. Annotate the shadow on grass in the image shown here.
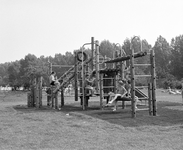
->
[61,101,183,127]
[13,101,183,127]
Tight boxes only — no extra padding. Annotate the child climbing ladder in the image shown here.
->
[49,71,61,93]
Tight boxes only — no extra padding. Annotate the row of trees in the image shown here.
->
[0,35,183,89]
[0,52,75,89]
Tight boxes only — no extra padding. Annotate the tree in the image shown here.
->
[153,36,171,79]
[19,54,40,88]
[99,40,115,58]
[7,61,21,89]
[169,35,183,79]
[0,63,10,86]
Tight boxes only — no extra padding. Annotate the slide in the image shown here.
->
[135,88,148,101]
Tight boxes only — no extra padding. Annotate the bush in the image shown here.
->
[157,78,182,89]
[135,78,150,86]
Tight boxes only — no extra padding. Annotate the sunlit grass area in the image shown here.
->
[0,89,183,150]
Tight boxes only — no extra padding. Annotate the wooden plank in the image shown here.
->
[134,64,151,66]
[105,51,147,63]
[135,75,151,77]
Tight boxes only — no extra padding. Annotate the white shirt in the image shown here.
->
[49,74,55,83]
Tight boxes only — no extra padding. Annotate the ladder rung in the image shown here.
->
[136,108,149,111]
[135,75,151,77]
[134,53,151,55]
[136,86,149,88]
[134,64,151,66]
[103,86,115,88]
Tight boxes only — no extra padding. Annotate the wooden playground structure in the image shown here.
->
[27,76,43,108]
[27,36,156,118]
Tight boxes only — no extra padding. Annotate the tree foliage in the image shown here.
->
[99,40,114,58]
[169,35,183,79]
[0,34,183,89]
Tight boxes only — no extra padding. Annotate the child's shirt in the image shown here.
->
[117,85,127,96]
[49,74,55,83]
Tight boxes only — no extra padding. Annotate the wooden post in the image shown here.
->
[112,51,115,68]
[51,87,54,108]
[91,37,94,71]
[104,56,107,68]
[33,78,37,107]
[95,40,100,94]
[99,73,103,109]
[35,83,39,108]
[47,87,51,106]
[27,92,31,107]
[148,83,152,115]
[122,101,125,109]
[151,49,157,116]
[115,50,118,69]
[30,86,34,107]
[61,87,64,107]
[120,49,125,80]
[47,94,51,106]
[55,91,59,109]
[130,46,136,118]
[38,76,42,107]
[74,52,78,101]
[82,64,86,110]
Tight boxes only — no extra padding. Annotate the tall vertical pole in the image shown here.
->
[91,37,94,71]
[104,56,107,68]
[148,83,152,115]
[74,52,78,101]
[55,92,58,109]
[38,76,42,107]
[151,49,157,116]
[35,78,40,108]
[82,47,86,110]
[112,51,115,68]
[120,50,123,80]
[130,44,136,118]
[99,73,103,109]
[61,87,64,107]
[114,51,118,93]
[95,40,100,94]
[51,87,54,108]
[33,78,37,107]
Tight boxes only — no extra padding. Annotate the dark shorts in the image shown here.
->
[50,81,55,86]
[116,96,131,101]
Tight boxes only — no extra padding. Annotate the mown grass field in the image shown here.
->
[0,89,183,150]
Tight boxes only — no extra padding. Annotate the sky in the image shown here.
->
[0,0,183,64]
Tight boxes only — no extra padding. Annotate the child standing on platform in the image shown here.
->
[49,71,60,93]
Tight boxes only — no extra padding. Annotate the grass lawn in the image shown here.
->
[0,89,183,150]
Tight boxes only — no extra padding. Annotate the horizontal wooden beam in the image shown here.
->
[134,64,151,66]
[135,75,151,77]
[104,51,147,63]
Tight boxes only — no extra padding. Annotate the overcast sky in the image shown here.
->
[0,0,182,63]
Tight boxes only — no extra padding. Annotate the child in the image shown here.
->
[106,79,138,111]
[106,79,127,111]
[85,74,96,95]
[125,79,139,109]
[49,71,60,93]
